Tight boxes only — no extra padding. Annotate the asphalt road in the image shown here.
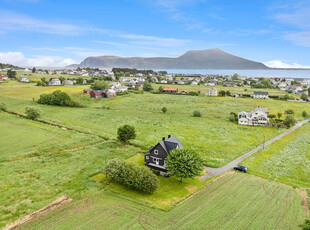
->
[200,118,310,181]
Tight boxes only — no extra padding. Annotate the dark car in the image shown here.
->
[234,165,248,173]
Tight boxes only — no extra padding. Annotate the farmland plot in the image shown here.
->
[22,173,306,230]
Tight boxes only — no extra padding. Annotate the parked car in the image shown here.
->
[234,165,248,173]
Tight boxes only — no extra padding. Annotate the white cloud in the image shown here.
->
[284,31,310,47]
[0,10,101,36]
[0,51,77,67]
[264,60,310,68]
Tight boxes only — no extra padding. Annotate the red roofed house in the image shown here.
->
[83,89,92,94]
[90,90,105,98]
[163,88,178,93]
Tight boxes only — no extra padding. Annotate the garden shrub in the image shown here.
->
[38,90,83,107]
[105,159,159,194]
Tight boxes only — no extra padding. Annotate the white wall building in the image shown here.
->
[238,106,269,126]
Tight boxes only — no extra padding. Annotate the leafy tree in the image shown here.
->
[219,90,226,96]
[193,110,201,117]
[38,90,83,107]
[76,77,84,85]
[284,115,296,128]
[302,111,308,118]
[25,106,41,120]
[308,88,310,96]
[226,91,231,96]
[232,73,239,80]
[143,81,153,92]
[229,112,238,122]
[299,219,310,230]
[162,107,167,113]
[268,114,276,119]
[277,112,282,119]
[91,80,108,90]
[7,69,17,79]
[117,124,136,143]
[166,149,203,182]
[32,67,36,73]
[158,86,163,92]
[301,93,308,101]
[59,77,65,83]
[0,102,7,111]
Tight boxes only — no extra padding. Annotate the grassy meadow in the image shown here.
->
[0,112,142,228]
[1,81,310,168]
[243,122,310,189]
[21,173,306,230]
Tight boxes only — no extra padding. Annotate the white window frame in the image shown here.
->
[146,156,149,160]
[154,149,159,155]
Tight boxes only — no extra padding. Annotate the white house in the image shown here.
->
[19,75,30,83]
[238,106,269,126]
[49,78,61,86]
[191,80,199,85]
[251,91,269,99]
[161,80,168,84]
[63,80,74,85]
[205,87,218,96]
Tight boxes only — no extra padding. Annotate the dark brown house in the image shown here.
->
[145,135,183,172]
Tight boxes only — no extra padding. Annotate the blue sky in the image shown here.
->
[0,0,310,67]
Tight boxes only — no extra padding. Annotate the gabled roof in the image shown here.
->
[163,88,178,91]
[149,136,183,154]
[253,91,268,95]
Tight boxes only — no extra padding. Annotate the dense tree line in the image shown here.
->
[38,90,83,107]
[105,159,159,194]
[0,63,20,69]
[112,68,154,75]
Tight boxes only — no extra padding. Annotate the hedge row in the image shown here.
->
[38,90,83,107]
[105,159,159,194]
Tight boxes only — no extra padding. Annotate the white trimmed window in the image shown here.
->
[146,156,149,160]
[154,150,158,155]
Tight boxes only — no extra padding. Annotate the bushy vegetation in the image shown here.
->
[91,80,108,90]
[166,149,203,182]
[0,102,7,111]
[105,159,159,194]
[117,124,136,143]
[193,110,201,117]
[283,114,296,128]
[143,81,153,91]
[229,112,238,122]
[251,78,274,89]
[300,219,310,230]
[25,106,41,120]
[162,106,167,113]
[38,90,83,107]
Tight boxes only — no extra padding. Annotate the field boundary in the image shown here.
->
[297,189,309,219]
[3,195,72,230]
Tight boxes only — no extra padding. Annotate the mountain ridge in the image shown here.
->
[76,48,269,69]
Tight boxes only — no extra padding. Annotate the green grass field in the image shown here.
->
[21,173,306,230]
[243,122,310,189]
[0,112,142,228]
[1,81,309,167]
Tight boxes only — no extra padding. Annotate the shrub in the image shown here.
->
[302,111,308,118]
[91,80,108,90]
[285,109,295,115]
[283,115,296,128]
[143,81,153,92]
[299,219,310,230]
[105,159,159,194]
[229,112,238,122]
[193,110,201,117]
[301,93,308,101]
[162,107,167,113]
[166,149,203,182]
[158,86,163,92]
[219,90,226,96]
[25,106,41,120]
[38,90,83,107]
[117,124,136,143]
[0,102,7,111]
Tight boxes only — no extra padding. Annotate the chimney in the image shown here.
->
[162,137,165,141]
[168,134,171,138]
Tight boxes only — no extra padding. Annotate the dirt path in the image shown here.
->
[200,118,310,181]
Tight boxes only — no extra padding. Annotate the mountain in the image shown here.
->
[77,48,268,69]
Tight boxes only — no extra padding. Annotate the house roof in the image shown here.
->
[150,136,184,154]
[163,88,178,91]
[253,91,268,95]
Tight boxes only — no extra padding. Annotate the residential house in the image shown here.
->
[286,85,303,94]
[49,78,61,86]
[83,89,92,94]
[144,135,184,172]
[205,87,218,96]
[223,81,238,87]
[278,82,287,90]
[251,91,270,99]
[106,89,116,98]
[238,106,269,126]
[19,75,30,83]
[161,80,168,84]
[63,80,74,85]
[163,88,178,93]
[90,90,106,98]
[191,80,199,85]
